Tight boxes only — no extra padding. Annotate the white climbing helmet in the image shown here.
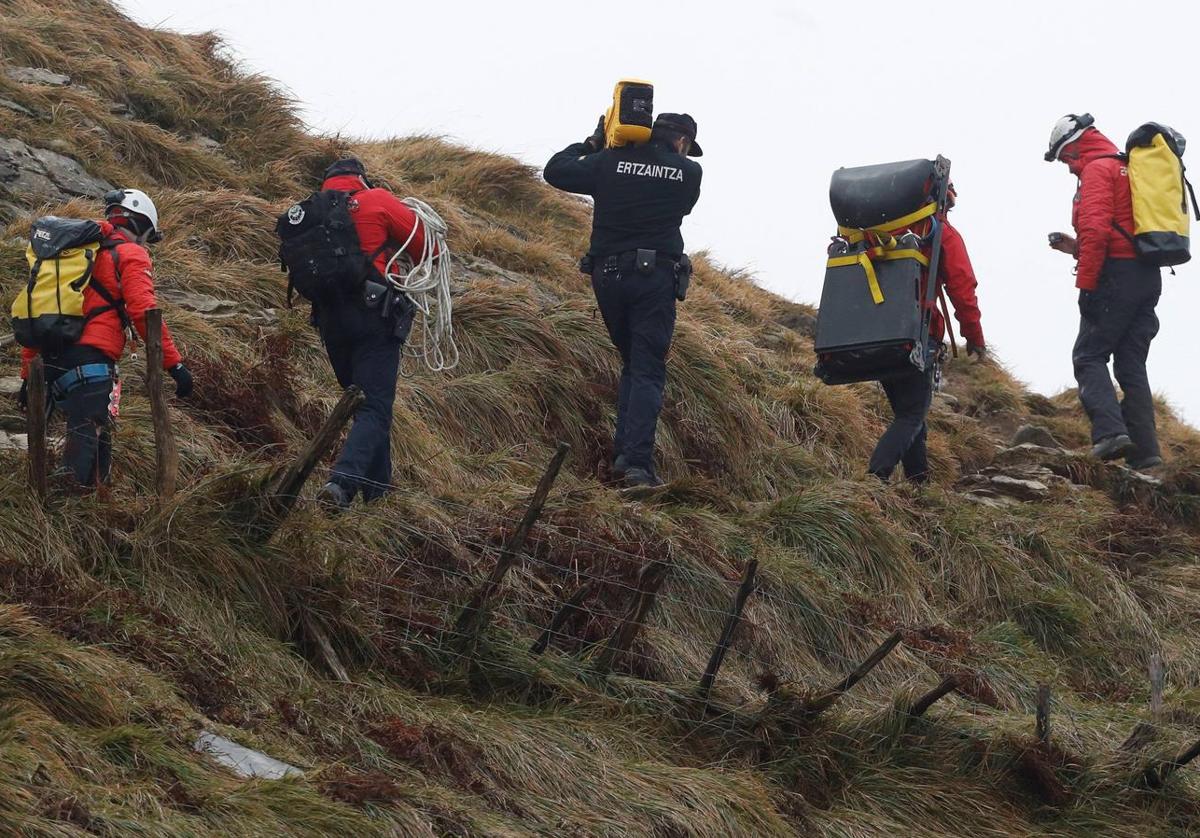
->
[103,188,161,240]
[1044,113,1095,162]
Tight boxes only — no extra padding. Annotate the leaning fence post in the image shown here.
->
[1145,739,1200,789]
[144,309,178,501]
[804,630,903,716]
[264,385,364,528]
[531,580,595,655]
[593,559,670,676]
[454,441,570,645]
[1036,683,1051,743]
[697,560,757,700]
[26,356,47,500]
[908,674,961,721]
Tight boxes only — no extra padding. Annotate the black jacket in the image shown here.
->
[544,140,702,258]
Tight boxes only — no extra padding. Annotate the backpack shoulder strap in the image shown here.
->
[92,239,133,330]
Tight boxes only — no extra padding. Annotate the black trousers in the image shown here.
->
[868,344,936,483]
[318,301,410,502]
[1072,258,1162,460]
[44,345,118,487]
[591,260,677,476]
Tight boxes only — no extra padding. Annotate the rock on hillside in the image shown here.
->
[0,2,1197,836]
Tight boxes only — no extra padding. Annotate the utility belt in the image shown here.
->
[50,363,116,401]
[579,249,693,301]
[362,272,416,340]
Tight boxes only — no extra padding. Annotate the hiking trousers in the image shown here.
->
[319,302,409,503]
[868,342,937,483]
[592,260,677,477]
[1072,258,1162,461]
[43,345,119,488]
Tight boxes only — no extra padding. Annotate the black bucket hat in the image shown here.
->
[653,113,702,157]
[323,157,374,187]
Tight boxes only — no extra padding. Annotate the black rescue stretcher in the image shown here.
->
[814,155,952,385]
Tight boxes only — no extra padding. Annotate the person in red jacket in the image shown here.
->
[1045,114,1162,468]
[868,182,986,483]
[311,158,429,510]
[18,188,192,488]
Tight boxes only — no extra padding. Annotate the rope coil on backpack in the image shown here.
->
[383,199,459,372]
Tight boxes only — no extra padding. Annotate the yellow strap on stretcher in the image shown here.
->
[826,248,929,305]
[837,202,938,244]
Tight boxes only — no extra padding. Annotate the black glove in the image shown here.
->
[16,380,27,412]
[168,362,193,398]
[584,115,606,153]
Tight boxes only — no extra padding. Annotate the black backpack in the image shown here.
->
[276,189,383,304]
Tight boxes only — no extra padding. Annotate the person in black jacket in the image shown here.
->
[544,113,703,487]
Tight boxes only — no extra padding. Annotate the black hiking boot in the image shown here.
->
[1126,454,1164,472]
[1091,434,1135,461]
[611,454,629,479]
[622,467,664,489]
[316,481,351,513]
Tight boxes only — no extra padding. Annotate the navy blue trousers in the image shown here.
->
[1073,258,1162,460]
[868,343,936,483]
[592,261,677,476]
[44,345,117,487]
[319,305,405,502]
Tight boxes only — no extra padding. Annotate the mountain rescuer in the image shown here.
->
[307,158,429,510]
[543,112,703,488]
[868,182,986,484]
[18,188,192,488]
[1045,114,1162,469]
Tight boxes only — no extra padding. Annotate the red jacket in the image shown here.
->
[321,175,432,272]
[883,215,985,347]
[22,223,182,376]
[1066,128,1136,290]
[929,220,985,347]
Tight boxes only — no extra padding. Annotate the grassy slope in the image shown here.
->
[0,1,1199,834]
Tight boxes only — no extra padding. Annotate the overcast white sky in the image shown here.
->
[121,0,1198,424]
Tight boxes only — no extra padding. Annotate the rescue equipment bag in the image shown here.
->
[814,157,952,385]
[11,217,124,351]
[605,79,654,149]
[276,189,384,304]
[1117,123,1199,267]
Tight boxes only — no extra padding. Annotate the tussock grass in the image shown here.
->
[0,1,1197,833]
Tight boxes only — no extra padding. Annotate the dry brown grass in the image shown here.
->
[0,2,1197,834]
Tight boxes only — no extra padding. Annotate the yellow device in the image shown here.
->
[604,79,654,148]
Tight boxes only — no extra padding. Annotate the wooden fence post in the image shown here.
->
[908,675,960,720]
[531,581,595,655]
[144,309,178,500]
[804,630,903,716]
[454,442,570,643]
[1145,739,1200,789]
[698,560,757,700]
[26,357,47,500]
[1036,683,1051,743]
[265,385,364,525]
[1150,652,1164,724]
[593,560,670,676]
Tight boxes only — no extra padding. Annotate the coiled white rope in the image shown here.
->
[383,198,458,372]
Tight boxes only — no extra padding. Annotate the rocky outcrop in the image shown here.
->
[1011,424,1061,449]
[0,137,113,203]
[4,67,70,87]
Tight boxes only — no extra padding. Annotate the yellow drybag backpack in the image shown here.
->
[1119,123,1200,267]
[11,217,125,351]
[605,79,654,149]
